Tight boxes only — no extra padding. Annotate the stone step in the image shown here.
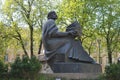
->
[41,73,101,80]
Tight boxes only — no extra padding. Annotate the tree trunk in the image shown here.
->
[21,40,28,56]
[106,38,112,64]
[88,41,93,55]
[30,26,33,57]
[38,39,42,54]
[108,51,112,64]
[17,31,28,56]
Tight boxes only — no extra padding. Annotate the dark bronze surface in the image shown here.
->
[42,11,102,73]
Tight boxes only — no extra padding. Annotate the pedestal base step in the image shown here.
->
[41,73,101,80]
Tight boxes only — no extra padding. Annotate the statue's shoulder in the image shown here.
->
[47,19,55,23]
[43,19,55,29]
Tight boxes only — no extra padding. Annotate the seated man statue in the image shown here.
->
[42,11,95,64]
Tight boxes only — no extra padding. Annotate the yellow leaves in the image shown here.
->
[2,0,24,17]
[11,22,18,31]
[3,0,13,10]
[58,0,85,22]
[2,0,16,17]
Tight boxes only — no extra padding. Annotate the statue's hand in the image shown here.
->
[68,31,78,37]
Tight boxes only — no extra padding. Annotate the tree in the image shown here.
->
[1,0,52,57]
[57,0,99,55]
[58,0,120,64]
[93,0,120,64]
[0,22,7,60]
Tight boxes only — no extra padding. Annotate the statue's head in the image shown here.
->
[47,11,58,20]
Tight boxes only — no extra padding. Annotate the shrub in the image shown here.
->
[29,55,42,79]
[0,60,8,78]
[10,55,42,80]
[105,63,120,80]
[98,63,120,80]
[10,56,23,78]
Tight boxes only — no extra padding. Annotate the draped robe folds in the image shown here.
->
[42,19,94,63]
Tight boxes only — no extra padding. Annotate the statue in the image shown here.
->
[42,11,95,63]
[41,11,102,73]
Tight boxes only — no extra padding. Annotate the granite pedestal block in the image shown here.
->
[51,62,102,73]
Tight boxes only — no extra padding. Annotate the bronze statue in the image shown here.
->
[42,11,95,63]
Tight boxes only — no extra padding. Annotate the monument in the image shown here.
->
[41,11,102,75]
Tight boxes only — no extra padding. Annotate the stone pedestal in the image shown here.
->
[51,62,102,73]
[39,54,102,79]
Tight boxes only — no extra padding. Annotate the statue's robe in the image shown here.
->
[42,19,94,63]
